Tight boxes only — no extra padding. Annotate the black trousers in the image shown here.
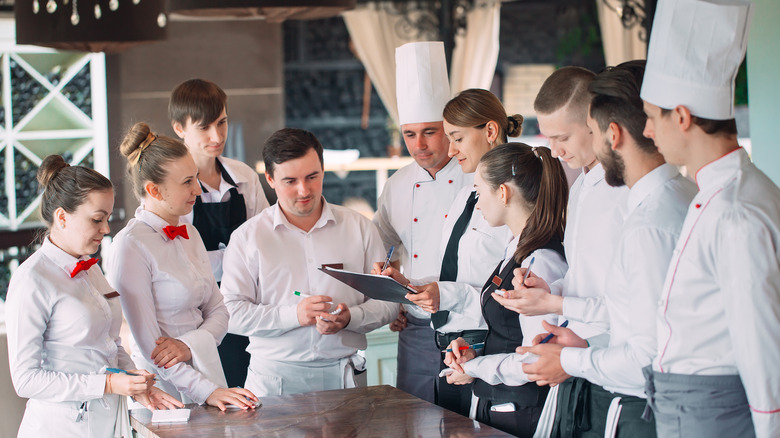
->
[435,354,473,417]
[217,333,251,388]
[476,398,545,437]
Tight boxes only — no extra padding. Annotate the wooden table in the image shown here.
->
[130,385,511,437]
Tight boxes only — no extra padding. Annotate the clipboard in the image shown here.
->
[318,266,417,304]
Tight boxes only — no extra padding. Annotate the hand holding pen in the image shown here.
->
[443,337,479,374]
[531,320,586,348]
[105,368,156,396]
[294,291,335,326]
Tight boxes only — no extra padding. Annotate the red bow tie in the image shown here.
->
[163,225,189,240]
[71,258,98,278]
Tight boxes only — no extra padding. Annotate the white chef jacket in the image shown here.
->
[221,200,397,392]
[181,156,270,281]
[555,163,629,339]
[460,236,567,386]
[107,208,229,405]
[654,148,780,437]
[6,237,135,437]
[431,186,514,333]
[374,158,469,280]
[560,164,696,397]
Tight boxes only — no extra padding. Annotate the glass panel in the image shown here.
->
[14,150,39,215]
[61,62,92,118]
[10,57,47,127]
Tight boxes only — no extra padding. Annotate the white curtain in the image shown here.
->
[596,0,647,66]
[343,3,436,125]
[450,0,502,94]
[343,1,502,125]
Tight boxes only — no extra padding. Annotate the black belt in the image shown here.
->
[435,329,488,349]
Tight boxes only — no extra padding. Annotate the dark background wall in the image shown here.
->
[105,20,284,228]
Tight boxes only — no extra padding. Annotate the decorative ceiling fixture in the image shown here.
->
[601,0,651,41]
[15,0,168,52]
[166,0,357,23]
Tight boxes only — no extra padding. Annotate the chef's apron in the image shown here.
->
[192,160,250,388]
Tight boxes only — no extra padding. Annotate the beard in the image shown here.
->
[599,139,626,187]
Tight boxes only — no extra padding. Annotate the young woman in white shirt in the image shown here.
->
[442,143,569,437]
[107,122,257,410]
[6,155,182,437]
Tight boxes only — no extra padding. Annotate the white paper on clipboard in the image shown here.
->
[318,266,416,304]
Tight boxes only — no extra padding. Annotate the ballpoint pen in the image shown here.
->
[381,245,395,272]
[540,320,569,344]
[443,342,485,353]
[519,256,535,287]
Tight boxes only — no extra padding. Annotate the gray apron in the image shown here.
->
[643,366,756,438]
[396,313,439,403]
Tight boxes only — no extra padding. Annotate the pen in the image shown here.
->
[520,256,535,287]
[540,320,569,344]
[443,342,484,353]
[293,291,332,304]
[107,367,155,381]
[381,246,395,272]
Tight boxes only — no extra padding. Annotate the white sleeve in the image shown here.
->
[562,296,608,326]
[718,210,780,438]
[462,353,532,386]
[560,226,674,390]
[220,229,301,338]
[372,184,403,262]
[6,275,106,402]
[109,238,218,404]
[346,220,398,333]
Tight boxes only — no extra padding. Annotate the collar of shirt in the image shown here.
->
[40,236,91,277]
[413,157,460,182]
[503,234,521,262]
[627,163,680,215]
[582,162,606,187]
[694,147,747,191]
[134,206,185,241]
[201,156,243,194]
[271,197,336,233]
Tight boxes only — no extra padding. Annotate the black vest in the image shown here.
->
[192,160,247,252]
[472,238,565,406]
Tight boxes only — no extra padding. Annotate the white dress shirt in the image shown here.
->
[431,186,514,333]
[654,148,780,437]
[461,237,567,386]
[6,237,135,437]
[107,208,229,405]
[560,164,696,397]
[374,158,470,281]
[556,163,629,339]
[221,200,396,392]
[181,156,270,281]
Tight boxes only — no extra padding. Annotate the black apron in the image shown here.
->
[191,160,250,388]
[473,239,564,437]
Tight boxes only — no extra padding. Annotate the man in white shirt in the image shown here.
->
[220,128,397,396]
[640,1,779,437]
[519,60,696,437]
[373,41,469,403]
[492,66,628,436]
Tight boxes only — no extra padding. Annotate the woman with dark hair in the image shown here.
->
[442,143,569,437]
[107,122,257,411]
[6,155,181,437]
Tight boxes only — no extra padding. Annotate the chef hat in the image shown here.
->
[640,0,753,120]
[395,41,451,126]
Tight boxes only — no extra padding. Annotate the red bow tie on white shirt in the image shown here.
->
[163,225,189,240]
[71,258,98,278]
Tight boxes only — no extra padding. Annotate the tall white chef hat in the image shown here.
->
[640,0,753,120]
[395,41,451,126]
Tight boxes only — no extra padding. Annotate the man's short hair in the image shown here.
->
[169,79,227,127]
[659,108,738,137]
[589,60,657,154]
[263,128,324,178]
[534,66,595,125]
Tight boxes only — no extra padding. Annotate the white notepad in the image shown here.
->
[151,408,191,423]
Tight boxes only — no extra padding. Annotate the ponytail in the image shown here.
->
[479,143,568,263]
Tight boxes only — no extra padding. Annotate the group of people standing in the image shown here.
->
[4,0,779,437]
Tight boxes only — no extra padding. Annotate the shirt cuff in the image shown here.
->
[562,296,586,321]
[560,346,588,378]
[90,374,109,399]
[345,305,364,331]
[280,303,300,330]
